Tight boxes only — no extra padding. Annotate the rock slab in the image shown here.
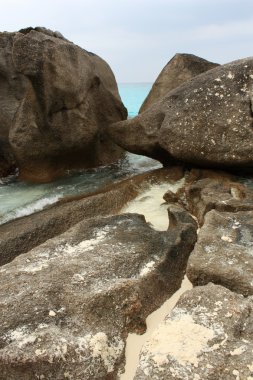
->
[165,176,253,226]
[187,209,253,296]
[134,283,253,379]
[0,211,197,379]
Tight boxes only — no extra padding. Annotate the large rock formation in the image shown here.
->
[139,53,218,113]
[187,209,253,296]
[0,27,127,182]
[0,211,197,379]
[0,29,24,177]
[108,57,253,171]
[0,139,15,177]
[134,283,253,379]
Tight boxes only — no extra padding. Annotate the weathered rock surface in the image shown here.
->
[109,57,253,170]
[0,139,16,177]
[134,283,253,380]
[0,166,184,266]
[0,27,127,182]
[186,178,253,224]
[0,210,197,379]
[163,167,235,205]
[164,175,253,225]
[187,209,253,296]
[139,53,218,113]
[183,167,235,184]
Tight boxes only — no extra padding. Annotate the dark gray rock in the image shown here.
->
[134,283,253,380]
[187,209,253,296]
[0,27,127,182]
[165,176,253,226]
[109,57,253,170]
[184,167,236,183]
[186,178,253,225]
[0,31,27,176]
[139,53,218,113]
[0,139,16,177]
[0,210,197,379]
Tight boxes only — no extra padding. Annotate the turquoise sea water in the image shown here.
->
[0,83,159,224]
[119,83,152,117]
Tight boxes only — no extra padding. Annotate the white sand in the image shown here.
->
[120,277,192,379]
[119,179,193,379]
[122,179,184,231]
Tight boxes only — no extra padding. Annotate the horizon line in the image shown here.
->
[118,81,153,84]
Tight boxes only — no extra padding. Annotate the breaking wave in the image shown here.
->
[0,194,62,225]
[0,153,161,225]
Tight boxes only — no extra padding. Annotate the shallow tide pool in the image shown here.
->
[0,154,161,225]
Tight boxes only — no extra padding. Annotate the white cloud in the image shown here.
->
[189,18,253,40]
[0,0,253,81]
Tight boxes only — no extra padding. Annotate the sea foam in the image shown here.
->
[0,195,61,225]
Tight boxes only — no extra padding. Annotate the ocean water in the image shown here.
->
[119,83,152,117]
[0,83,158,225]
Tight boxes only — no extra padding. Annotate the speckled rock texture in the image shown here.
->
[139,53,218,113]
[0,166,184,266]
[187,209,253,296]
[184,179,253,225]
[134,283,253,380]
[109,57,253,170]
[0,27,127,182]
[164,176,253,226]
[0,211,197,379]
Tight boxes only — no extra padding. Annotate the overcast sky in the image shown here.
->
[1,0,253,82]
